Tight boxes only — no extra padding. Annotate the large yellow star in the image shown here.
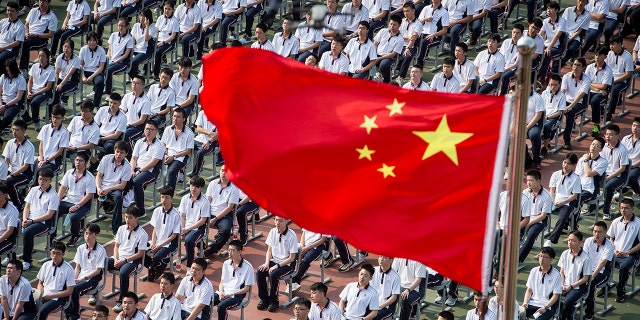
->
[386,99,405,117]
[377,163,396,178]
[360,115,379,135]
[356,145,376,161]
[413,115,473,166]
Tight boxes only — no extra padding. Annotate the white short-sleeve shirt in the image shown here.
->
[265,227,298,264]
[562,6,590,42]
[318,52,349,74]
[148,84,176,114]
[525,266,562,307]
[583,236,614,275]
[29,63,55,93]
[0,276,32,317]
[66,0,91,26]
[161,125,195,162]
[94,107,127,137]
[2,139,35,173]
[177,276,214,318]
[60,168,96,204]
[68,116,100,147]
[0,201,19,237]
[374,28,404,56]
[294,21,323,49]
[220,258,254,295]
[205,179,239,216]
[121,92,151,126]
[179,193,210,229]
[607,215,640,251]
[55,53,81,81]
[339,282,380,319]
[150,206,181,247]
[0,75,26,104]
[79,45,107,73]
[370,266,401,305]
[0,18,25,48]
[475,50,506,80]
[96,154,132,188]
[561,72,590,103]
[344,38,377,74]
[25,186,60,221]
[37,124,70,160]
[156,15,180,43]
[169,73,199,106]
[557,249,592,289]
[115,224,148,259]
[272,32,299,58]
[37,260,76,297]
[175,3,202,33]
[73,242,107,279]
[108,32,134,62]
[25,8,58,35]
[131,23,157,54]
[194,110,216,144]
[132,138,164,172]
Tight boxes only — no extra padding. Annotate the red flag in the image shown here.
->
[201,48,510,292]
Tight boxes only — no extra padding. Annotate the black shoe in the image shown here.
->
[541,147,548,157]
[615,295,625,303]
[256,300,269,310]
[563,143,572,150]
[66,235,80,247]
[584,313,594,320]
[267,303,279,312]
[203,246,217,258]
[22,114,32,124]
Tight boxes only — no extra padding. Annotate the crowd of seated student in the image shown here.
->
[0,0,640,319]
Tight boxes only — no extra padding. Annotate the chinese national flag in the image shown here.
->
[201,48,510,292]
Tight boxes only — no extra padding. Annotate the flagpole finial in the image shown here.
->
[517,36,535,56]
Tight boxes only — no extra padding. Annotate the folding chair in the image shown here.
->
[102,254,147,300]
[34,288,72,320]
[277,248,301,308]
[29,210,60,263]
[80,258,110,311]
[227,286,252,320]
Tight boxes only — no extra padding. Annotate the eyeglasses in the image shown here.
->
[538,254,551,260]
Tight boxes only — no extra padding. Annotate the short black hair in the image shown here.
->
[532,18,543,28]
[11,120,27,131]
[513,23,525,33]
[546,1,560,10]
[309,282,328,295]
[564,153,578,165]
[51,241,66,253]
[455,42,468,52]
[595,46,609,56]
[193,258,208,270]
[159,186,174,197]
[160,67,174,78]
[256,23,269,33]
[593,220,608,230]
[526,169,541,181]
[294,297,311,310]
[438,311,454,320]
[85,222,101,234]
[51,105,67,117]
[389,14,402,24]
[549,73,562,83]
[228,239,244,251]
[178,57,192,68]
[81,99,94,111]
[358,20,370,30]
[442,57,454,66]
[568,230,583,241]
[75,152,90,162]
[109,92,122,102]
[145,119,159,129]
[189,175,205,188]
[39,168,54,179]
[609,34,623,44]
[606,124,620,135]
[159,272,176,284]
[122,291,139,303]
[540,246,556,259]
[0,182,9,195]
[125,205,145,218]
[360,263,375,276]
[114,140,131,154]
[94,305,109,317]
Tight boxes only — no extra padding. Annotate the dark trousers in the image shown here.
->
[166,157,188,189]
[207,213,233,254]
[129,50,152,79]
[95,13,118,42]
[51,28,84,54]
[447,24,466,59]
[235,201,258,244]
[585,271,609,315]
[519,219,548,263]
[184,228,205,267]
[145,241,177,280]
[583,26,603,55]
[500,69,517,95]
[478,79,499,94]
[377,58,395,83]
[65,275,101,320]
[181,32,199,58]
[602,17,618,47]
[487,8,503,34]
[333,237,353,264]
[260,0,283,25]
[317,40,331,59]
[607,81,629,118]
[132,170,158,210]
[589,92,607,124]
[197,25,219,56]
[213,292,245,320]
[191,140,216,176]
[399,288,422,320]
[507,0,537,23]
[220,14,239,44]
[615,254,639,296]
[105,60,130,94]
[244,5,263,37]
[547,201,577,244]
[561,286,587,320]
[31,161,59,187]
[525,302,558,320]
[256,260,293,304]
[153,42,175,77]
[629,167,640,195]
[29,92,51,125]
[124,125,144,151]
[39,297,69,320]
[0,50,18,74]
[603,174,627,215]
[53,80,79,106]
[5,171,32,209]
[542,117,560,140]
[0,104,22,133]
[22,221,51,263]
[19,37,48,70]
[564,39,581,64]
[58,200,92,237]
[107,257,140,301]
[291,245,323,284]
[397,47,416,78]
[468,18,483,45]
[563,102,586,144]
[106,189,124,233]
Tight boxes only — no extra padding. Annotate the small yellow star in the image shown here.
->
[360,115,379,135]
[413,115,473,166]
[377,163,396,178]
[356,145,376,161]
[386,99,406,117]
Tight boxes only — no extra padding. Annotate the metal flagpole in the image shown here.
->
[502,35,535,320]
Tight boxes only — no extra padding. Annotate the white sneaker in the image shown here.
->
[88,296,96,306]
[34,122,42,131]
[23,262,31,270]
[543,240,553,247]
[445,296,457,306]
[291,282,301,292]
[113,303,122,313]
[1,257,9,266]
[434,294,443,304]
[633,194,639,204]
[178,171,185,183]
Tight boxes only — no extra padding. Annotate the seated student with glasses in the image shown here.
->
[92,305,110,320]
[522,247,562,320]
[213,240,253,320]
[290,298,311,320]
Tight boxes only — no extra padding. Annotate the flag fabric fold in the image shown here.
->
[201,48,510,292]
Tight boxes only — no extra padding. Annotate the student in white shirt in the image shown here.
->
[0,183,19,264]
[153,0,180,79]
[33,106,69,186]
[144,273,182,320]
[144,187,180,282]
[129,9,156,79]
[108,206,148,312]
[179,176,209,268]
[0,260,36,320]
[115,292,146,320]
[19,0,57,71]
[52,40,81,106]
[0,59,26,134]
[79,32,107,112]
[196,0,222,59]
[21,168,59,270]
[57,152,96,246]
[25,48,55,130]
[105,18,133,95]
[92,0,120,42]
[36,241,76,320]
[2,120,34,210]
[0,3,25,69]
[213,240,254,320]
[50,0,90,54]
[64,223,107,320]
[176,258,214,320]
